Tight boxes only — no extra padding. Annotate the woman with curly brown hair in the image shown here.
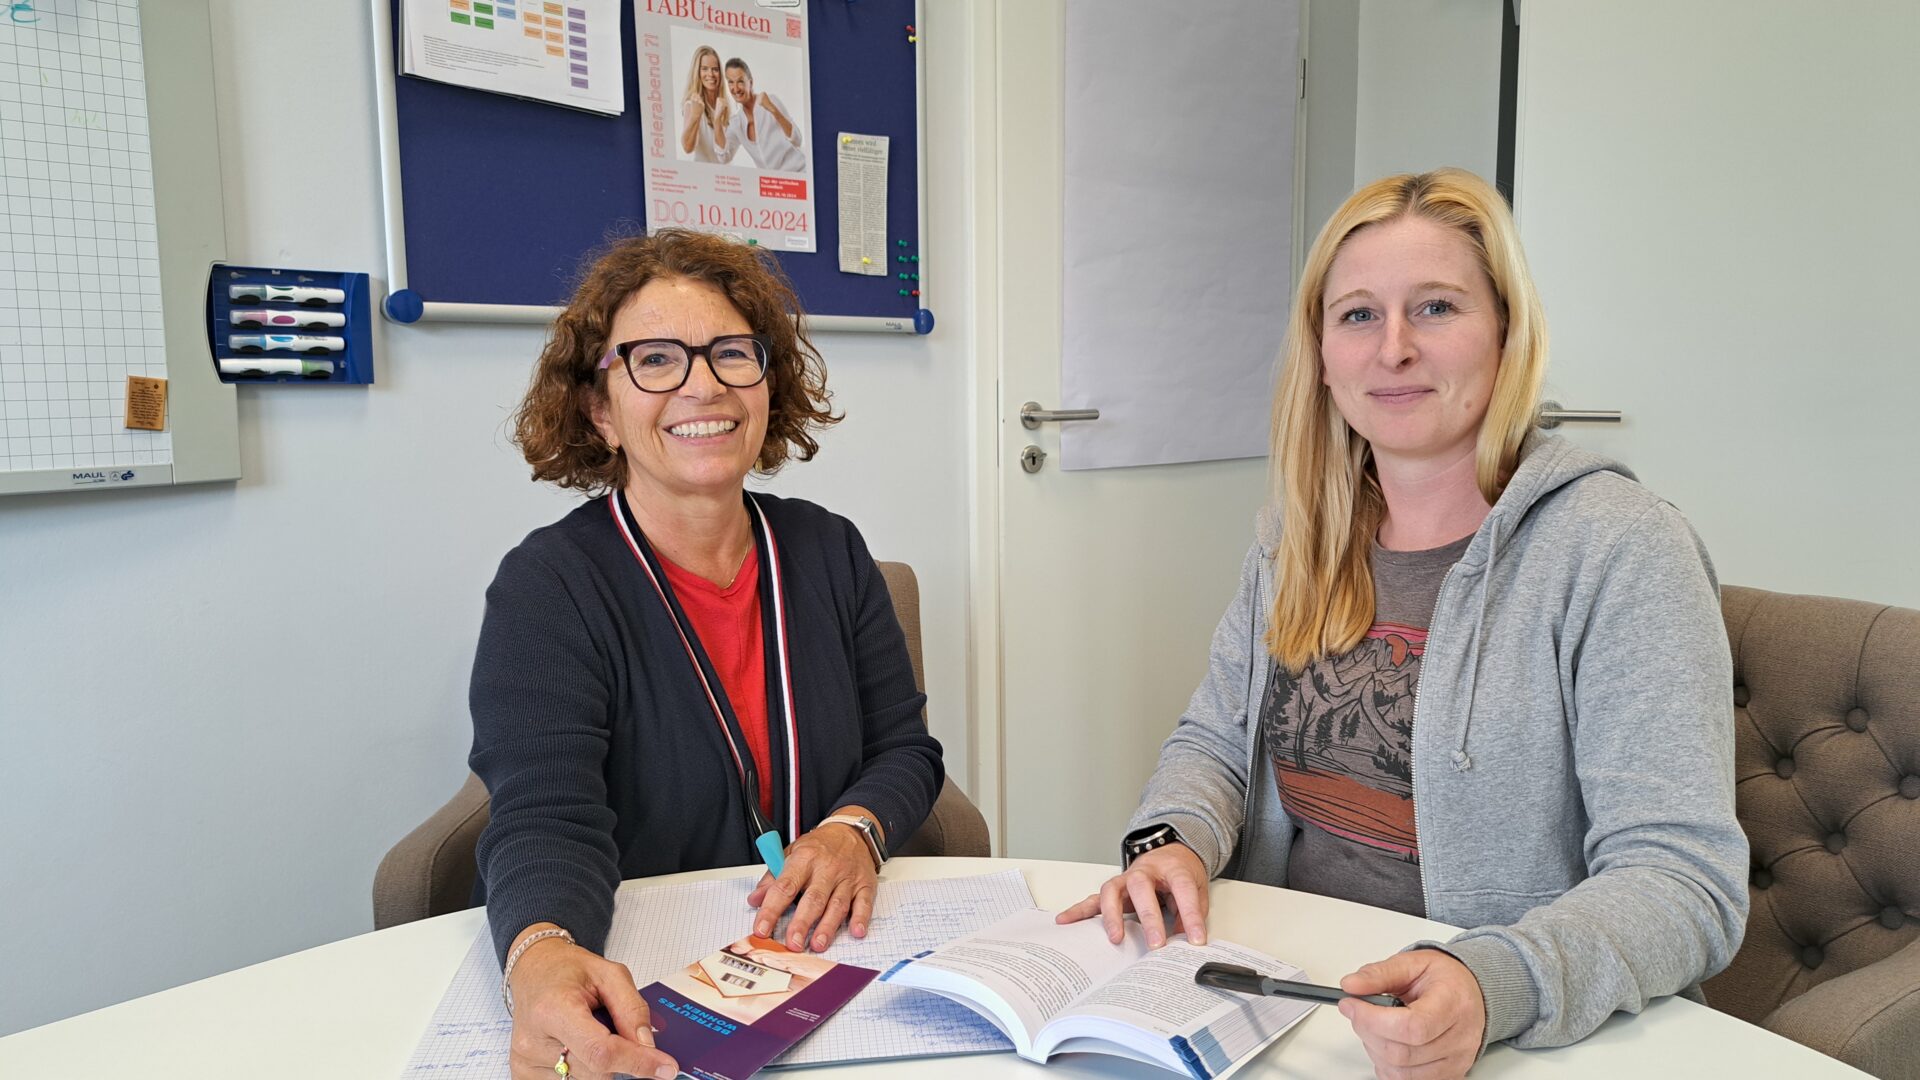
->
[469,229,943,1080]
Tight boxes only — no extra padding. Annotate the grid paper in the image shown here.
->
[0,0,170,474]
[403,870,1032,1077]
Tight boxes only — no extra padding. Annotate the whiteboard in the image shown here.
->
[0,0,235,496]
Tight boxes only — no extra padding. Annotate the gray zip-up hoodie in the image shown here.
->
[1129,434,1749,1049]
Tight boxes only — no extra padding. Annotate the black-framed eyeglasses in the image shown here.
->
[597,334,771,393]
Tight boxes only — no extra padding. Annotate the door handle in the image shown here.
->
[1537,400,1622,430]
[1020,401,1101,430]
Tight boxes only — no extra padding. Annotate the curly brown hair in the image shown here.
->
[512,228,840,493]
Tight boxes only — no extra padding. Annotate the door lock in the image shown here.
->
[1020,445,1047,473]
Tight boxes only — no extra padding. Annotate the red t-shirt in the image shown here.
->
[659,547,775,821]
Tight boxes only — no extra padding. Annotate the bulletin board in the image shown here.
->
[0,0,238,496]
[370,0,930,333]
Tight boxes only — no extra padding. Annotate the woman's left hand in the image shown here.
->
[748,817,880,952]
[1337,949,1487,1080]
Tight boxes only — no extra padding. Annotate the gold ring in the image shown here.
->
[554,1049,570,1077]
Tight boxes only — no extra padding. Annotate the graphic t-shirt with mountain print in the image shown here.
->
[1258,532,1471,918]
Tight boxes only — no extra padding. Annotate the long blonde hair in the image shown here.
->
[682,45,728,127]
[1266,168,1547,672]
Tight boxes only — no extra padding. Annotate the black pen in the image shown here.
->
[1194,962,1404,1009]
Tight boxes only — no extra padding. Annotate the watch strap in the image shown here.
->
[822,813,886,872]
[1121,823,1184,868]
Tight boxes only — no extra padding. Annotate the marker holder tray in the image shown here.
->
[205,264,375,385]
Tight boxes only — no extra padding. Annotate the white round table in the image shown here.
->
[0,857,1868,1078]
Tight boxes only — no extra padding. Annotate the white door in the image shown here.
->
[1514,0,1920,608]
[984,0,1274,862]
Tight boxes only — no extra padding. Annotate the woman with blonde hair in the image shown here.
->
[1060,169,1747,1078]
[679,45,730,163]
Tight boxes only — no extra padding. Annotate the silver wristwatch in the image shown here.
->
[822,813,887,872]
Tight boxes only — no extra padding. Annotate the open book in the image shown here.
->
[880,909,1315,1078]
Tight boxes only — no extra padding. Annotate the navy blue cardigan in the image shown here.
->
[468,493,943,963]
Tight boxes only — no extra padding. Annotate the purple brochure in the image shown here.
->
[642,933,878,1080]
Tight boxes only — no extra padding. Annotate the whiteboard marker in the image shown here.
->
[230,309,346,329]
[228,284,347,306]
[229,334,345,354]
[219,358,335,379]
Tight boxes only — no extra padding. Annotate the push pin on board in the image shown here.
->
[862,256,872,265]
[842,135,853,144]
[906,24,916,43]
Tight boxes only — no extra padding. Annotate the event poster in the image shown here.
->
[636,0,818,252]
[645,934,876,1080]
[401,0,624,115]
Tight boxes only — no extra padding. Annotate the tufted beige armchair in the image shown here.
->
[1704,586,1920,1080]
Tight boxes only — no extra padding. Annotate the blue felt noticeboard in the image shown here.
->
[378,0,928,332]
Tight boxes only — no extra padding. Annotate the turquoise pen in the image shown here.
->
[749,800,784,878]
[755,830,785,878]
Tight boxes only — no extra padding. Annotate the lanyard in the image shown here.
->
[607,490,802,846]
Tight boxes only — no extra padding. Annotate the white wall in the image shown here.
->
[1302,0,1362,244]
[0,0,977,1035]
[1352,0,1502,182]
[1514,0,1920,608]
[1301,0,1503,253]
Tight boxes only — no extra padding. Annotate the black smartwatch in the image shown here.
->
[1121,823,1186,867]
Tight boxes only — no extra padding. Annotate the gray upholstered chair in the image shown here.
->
[1704,586,1920,1079]
[373,560,990,930]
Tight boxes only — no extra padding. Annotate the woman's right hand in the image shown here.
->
[506,932,679,1080]
[1054,842,1211,948]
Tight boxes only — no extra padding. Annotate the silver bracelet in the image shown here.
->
[501,927,574,1015]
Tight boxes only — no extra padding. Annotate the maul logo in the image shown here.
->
[68,470,137,485]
